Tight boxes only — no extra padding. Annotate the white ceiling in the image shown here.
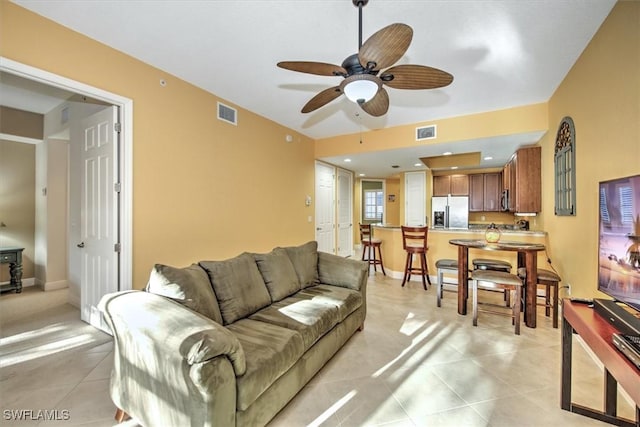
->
[7,0,617,177]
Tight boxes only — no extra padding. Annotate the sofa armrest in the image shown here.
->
[99,291,244,426]
[317,251,368,291]
[99,290,245,374]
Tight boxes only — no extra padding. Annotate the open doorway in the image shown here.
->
[0,58,133,331]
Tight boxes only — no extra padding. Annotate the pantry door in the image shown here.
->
[405,171,426,226]
[315,162,335,253]
[336,168,353,257]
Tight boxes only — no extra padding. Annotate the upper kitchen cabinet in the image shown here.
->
[503,146,541,213]
[469,173,502,212]
[433,174,469,196]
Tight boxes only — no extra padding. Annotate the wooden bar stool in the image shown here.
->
[518,267,561,328]
[472,269,523,335]
[401,226,431,290]
[436,258,458,307]
[472,258,512,272]
[473,258,513,305]
[359,223,385,275]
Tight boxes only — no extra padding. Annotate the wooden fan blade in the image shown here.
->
[302,86,343,113]
[359,23,412,71]
[277,61,347,76]
[360,88,389,117]
[381,64,454,90]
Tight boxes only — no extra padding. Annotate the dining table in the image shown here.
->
[449,238,546,328]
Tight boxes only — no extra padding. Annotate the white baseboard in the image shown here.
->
[0,277,36,287]
[43,280,69,291]
[369,267,437,285]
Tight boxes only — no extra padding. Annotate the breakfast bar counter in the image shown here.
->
[371,224,548,285]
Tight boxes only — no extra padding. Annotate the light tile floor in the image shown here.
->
[0,273,635,426]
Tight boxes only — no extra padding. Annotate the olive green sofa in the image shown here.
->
[99,241,368,427]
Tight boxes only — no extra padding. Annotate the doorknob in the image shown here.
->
[77,242,85,248]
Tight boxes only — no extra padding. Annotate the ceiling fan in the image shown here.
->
[277,0,454,117]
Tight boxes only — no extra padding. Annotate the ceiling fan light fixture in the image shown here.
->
[341,74,380,104]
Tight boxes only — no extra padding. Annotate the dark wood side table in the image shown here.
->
[562,299,640,426]
[0,247,24,293]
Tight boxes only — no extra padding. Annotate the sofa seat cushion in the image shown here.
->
[301,284,362,321]
[226,319,305,411]
[200,253,272,325]
[248,285,361,350]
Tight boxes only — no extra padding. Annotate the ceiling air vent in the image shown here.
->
[416,125,437,141]
[217,102,237,126]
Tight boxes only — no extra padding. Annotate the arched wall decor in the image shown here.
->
[554,116,576,216]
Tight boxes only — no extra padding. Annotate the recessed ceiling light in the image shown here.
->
[344,158,351,162]
[443,151,453,156]
[484,156,493,160]
[414,163,422,167]
[359,173,366,177]
[451,166,458,170]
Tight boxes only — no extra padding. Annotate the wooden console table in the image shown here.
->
[562,300,640,426]
[0,247,24,293]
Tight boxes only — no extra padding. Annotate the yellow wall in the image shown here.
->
[314,103,548,158]
[385,178,400,224]
[541,1,640,298]
[1,2,315,289]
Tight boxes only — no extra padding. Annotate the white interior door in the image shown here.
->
[80,106,119,331]
[315,162,335,254]
[405,171,426,226]
[337,169,353,257]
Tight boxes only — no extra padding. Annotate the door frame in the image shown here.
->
[1,57,134,292]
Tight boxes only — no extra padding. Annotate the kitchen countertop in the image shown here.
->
[372,223,546,237]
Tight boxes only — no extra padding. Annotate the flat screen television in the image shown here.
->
[597,174,640,324]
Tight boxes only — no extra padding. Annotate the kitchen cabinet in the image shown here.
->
[483,173,501,211]
[469,174,484,211]
[469,173,501,212]
[502,146,541,213]
[433,175,469,196]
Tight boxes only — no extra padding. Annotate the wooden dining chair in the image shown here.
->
[359,223,385,275]
[401,226,431,290]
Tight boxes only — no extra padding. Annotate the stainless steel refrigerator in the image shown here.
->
[431,196,469,229]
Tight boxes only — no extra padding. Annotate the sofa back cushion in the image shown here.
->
[253,248,300,302]
[200,253,272,325]
[145,263,223,324]
[282,241,319,289]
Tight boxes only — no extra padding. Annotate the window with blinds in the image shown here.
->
[364,190,384,221]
